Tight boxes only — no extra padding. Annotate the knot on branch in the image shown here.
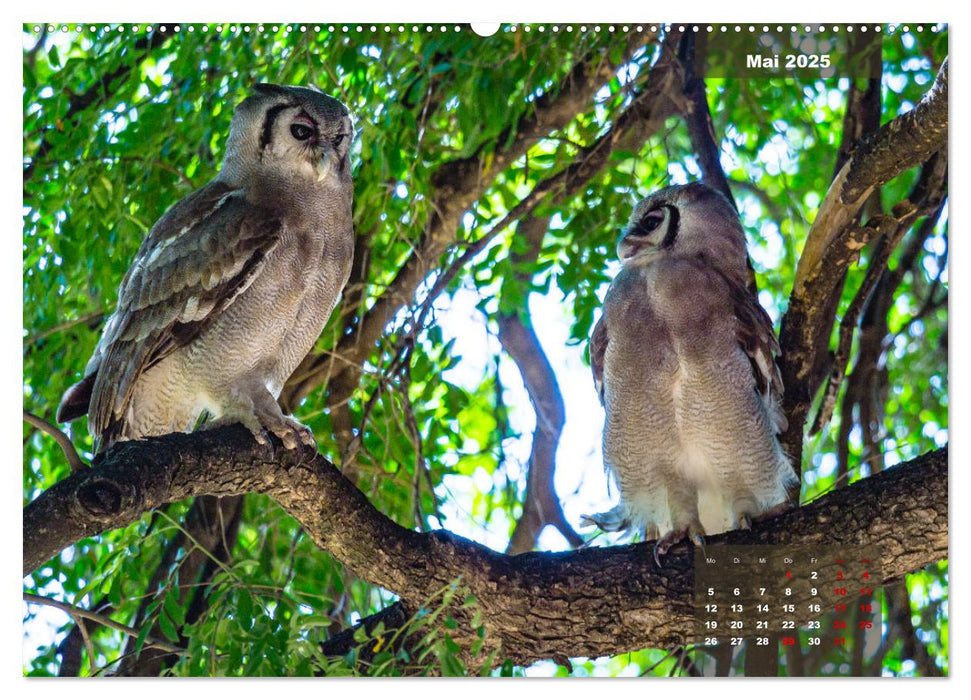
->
[75,475,134,521]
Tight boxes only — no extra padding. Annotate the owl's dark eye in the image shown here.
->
[332,134,346,149]
[639,211,665,232]
[290,123,315,141]
[629,210,665,237]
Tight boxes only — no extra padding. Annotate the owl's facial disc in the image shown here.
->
[285,112,330,180]
[618,205,678,262]
[285,110,352,182]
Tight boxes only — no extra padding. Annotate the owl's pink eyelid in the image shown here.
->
[293,114,316,129]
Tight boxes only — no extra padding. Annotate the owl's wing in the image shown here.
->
[83,181,283,446]
[590,314,608,405]
[720,268,787,433]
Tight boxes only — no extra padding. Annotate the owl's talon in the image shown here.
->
[267,425,298,451]
[653,524,706,567]
[259,417,318,453]
[282,418,317,451]
[652,530,683,567]
[295,424,317,447]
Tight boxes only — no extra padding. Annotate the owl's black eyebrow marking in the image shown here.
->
[660,205,679,248]
[259,102,297,151]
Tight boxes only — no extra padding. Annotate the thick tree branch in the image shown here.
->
[24,426,946,666]
[677,31,736,211]
[778,59,948,464]
[793,59,947,297]
[842,57,948,203]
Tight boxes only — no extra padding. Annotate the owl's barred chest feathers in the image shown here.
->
[128,198,353,437]
[586,182,796,550]
[193,218,348,370]
[601,259,746,488]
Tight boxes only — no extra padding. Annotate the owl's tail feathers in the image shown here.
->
[57,374,95,423]
[580,505,630,533]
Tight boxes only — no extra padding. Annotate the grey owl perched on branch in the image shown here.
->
[58,84,355,453]
[584,182,797,561]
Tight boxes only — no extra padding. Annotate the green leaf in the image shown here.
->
[164,588,186,627]
[236,589,254,629]
[158,610,180,643]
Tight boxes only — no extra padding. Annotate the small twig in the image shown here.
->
[400,372,431,532]
[24,593,185,655]
[23,311,104,348]
[71,614,98,676]
[283,527,304,586]
[638,646,683,675]
[23,410,87,473]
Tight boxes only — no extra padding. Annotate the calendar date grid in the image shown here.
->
[694,545,882,652]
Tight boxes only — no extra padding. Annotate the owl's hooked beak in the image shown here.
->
[315,148,335,182]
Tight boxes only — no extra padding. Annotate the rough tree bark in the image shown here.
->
[23,426,947,666]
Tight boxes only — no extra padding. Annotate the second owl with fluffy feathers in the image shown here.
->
[585,182,797,559]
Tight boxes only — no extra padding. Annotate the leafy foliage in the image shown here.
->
[23,23,947,676]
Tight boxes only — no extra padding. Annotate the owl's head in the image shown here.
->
[222,83,354,191]
[619,182,749,274]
